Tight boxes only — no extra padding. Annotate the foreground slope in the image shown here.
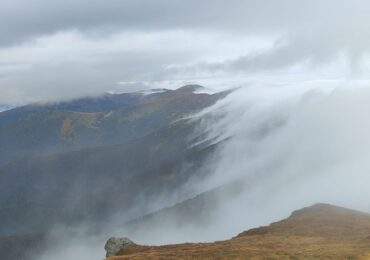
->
[108,204,370,259]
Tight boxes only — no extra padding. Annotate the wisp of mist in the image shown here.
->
[121,83,370,243]
[37,83,370,259]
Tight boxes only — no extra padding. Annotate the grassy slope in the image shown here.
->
[0,85,227,165]
[108,204,370,259]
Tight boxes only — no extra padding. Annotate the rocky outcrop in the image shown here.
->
[104,237,135,257]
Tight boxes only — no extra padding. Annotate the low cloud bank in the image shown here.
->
[34,83,370,259]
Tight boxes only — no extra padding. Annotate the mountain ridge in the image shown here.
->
[0,85,229,240]
[0,85,228,165]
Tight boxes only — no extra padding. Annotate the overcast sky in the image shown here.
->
[2,0,370,103]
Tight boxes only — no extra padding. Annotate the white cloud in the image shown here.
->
[3,1,370,103]
[0,29,274,103]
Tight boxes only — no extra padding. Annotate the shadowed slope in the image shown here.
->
[0,86,231,259]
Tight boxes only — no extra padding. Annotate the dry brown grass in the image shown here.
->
[107,204,370,260]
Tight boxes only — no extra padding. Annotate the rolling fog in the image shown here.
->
[35,82,370,260]
[119,83,370,243]
[193,84,370,237]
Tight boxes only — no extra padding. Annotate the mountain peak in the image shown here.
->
[175,84,206,92]
[238,203,370,238]
[290,203,369,218]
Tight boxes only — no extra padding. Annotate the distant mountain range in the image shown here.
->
[0,85,226,165]
[0,85,230,259]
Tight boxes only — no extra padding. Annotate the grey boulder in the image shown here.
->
[104,237,135,257]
